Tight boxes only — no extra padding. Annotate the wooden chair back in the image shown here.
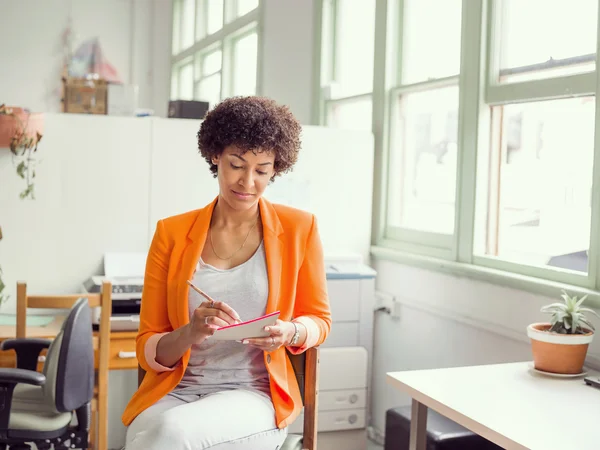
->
[16,280,112,450]
[137,346,320,450]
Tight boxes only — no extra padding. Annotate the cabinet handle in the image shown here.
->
[118,351,137,359]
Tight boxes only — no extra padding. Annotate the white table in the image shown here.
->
[387,362,600,450]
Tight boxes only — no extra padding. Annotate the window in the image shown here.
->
[171,0,261,107]
[319,0,376,130]
[496,0,596,83]
[364,0,600,294]
[195,48,222,107]
[231,31,258,97]
[472,0,599,285]
[386,0,462,243]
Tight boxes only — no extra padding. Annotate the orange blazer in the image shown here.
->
[121,197,332,428]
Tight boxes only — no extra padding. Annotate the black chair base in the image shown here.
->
[384,406,502,450]
[0,426,88,450]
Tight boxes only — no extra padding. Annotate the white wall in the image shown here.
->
[370,259,600,437]
[0,0,172,115]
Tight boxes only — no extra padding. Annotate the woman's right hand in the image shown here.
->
[186,300,241,343]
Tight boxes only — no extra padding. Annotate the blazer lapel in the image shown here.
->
[259,198,284,315]
[175,198,217,328]
[174,197,283,328]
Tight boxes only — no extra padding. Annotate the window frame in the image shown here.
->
[365,0,600,303]
[378,0,463,257]
[170,0,262,104]
[316,0,376,128]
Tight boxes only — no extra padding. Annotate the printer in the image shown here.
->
[83,252,146,331]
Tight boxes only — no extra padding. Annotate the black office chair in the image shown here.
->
[0,297,94,449]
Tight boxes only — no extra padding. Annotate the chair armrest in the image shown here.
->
[0,368,45,386]
[0,368,46,433]
[0,338,52,371]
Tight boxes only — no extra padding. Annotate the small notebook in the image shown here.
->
[212,311,280,341]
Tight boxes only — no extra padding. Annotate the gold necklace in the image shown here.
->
[210,215,259,260]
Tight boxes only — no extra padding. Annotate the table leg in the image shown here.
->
[409,398,428,450]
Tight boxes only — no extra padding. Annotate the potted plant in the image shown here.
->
[527,290,599,374]
[0,104,44,200]
[0,104,44,306]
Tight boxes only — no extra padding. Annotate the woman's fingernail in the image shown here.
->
[264,327,270,332]
[241,340,248,344]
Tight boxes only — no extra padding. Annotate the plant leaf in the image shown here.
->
[580,307,600,318]
[16,161,26,179]
[576,295,589,308]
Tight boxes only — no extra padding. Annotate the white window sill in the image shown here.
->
[370,245,600,307]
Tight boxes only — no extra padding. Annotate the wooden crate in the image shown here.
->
[62,77,108,115]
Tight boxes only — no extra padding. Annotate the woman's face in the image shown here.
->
[213,145,276,211]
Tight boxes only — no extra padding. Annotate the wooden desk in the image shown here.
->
[387,362,600,450]
[0,316,138,370]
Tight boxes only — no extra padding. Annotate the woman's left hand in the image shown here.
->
[242,319,294,351]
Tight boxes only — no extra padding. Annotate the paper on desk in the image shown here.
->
[211,311,280,341]
[0,315,54,327]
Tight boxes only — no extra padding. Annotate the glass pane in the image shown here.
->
[203,50,222,76]
[237,0,259,17]
[196,73,222,107]
[475,97,595,273]
[498,0,597,83]
[232,32,258,96]
[179,63,194,100]
[172,0,182,54]
[181,0,196,50]
[402,0,462,84]
[333,0,375,97]
[207,0,224,35]
[171,68,179,99]
[327,98,372,131]
[387,86,459,234]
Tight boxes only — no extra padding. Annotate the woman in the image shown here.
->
[122,96,331,449]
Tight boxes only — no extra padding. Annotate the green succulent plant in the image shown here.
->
[541,290,600,335]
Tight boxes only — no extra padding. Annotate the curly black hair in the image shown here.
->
[197,96,302,179]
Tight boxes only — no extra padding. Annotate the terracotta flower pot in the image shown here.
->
[527,322,593,374]
[0,107,44,149]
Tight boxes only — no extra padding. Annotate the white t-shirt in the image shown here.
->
[172,241,271,399]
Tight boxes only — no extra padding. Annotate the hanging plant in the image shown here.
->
[0,104,44,200]
[0,104,44,306]
[0,226,5,306]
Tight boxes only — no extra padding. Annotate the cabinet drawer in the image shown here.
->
[102,337,137,369]
[327,279,360,322]
[288,408,366,433]
[320,388,367,411]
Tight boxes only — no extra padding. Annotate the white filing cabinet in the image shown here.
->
[288,261,376,450]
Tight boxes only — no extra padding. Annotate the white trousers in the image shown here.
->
[125,389,288,450]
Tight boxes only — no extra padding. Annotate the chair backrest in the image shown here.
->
[16,281,112,375]
[43,297,94,412]
[137,346,320,449]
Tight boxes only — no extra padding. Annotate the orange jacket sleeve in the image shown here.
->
[289,215,331,352]
[136,220,174,372]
